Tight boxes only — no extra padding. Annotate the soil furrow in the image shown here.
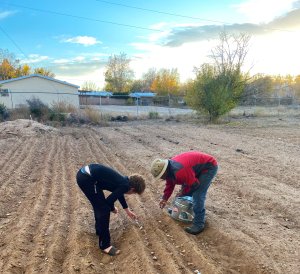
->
[0,137,39,194]
[1,118,299,274]
[1,136,58,273]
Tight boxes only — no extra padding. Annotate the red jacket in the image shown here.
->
[162,151,218,201]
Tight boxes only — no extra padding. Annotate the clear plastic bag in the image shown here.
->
[167,196,194,223]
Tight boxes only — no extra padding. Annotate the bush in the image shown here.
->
[48,101,77,124]
[0,103,9,121]
[51,101,76,113]
[148,111,159,119]
[26,97,49,121]
[66,108,108,125]
[126,98,134,105]
[186,64,246,122]
[49,111,66,123]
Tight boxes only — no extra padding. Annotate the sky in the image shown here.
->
[1,0,300,88]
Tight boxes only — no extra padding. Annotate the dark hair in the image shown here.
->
[128,174,146,194]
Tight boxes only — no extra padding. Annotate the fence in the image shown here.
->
[1,91,300,118]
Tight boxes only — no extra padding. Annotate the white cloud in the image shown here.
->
[234,0,298,23]
[130,24,300,82]
[0,10,17,20]
[21,54,49,64]
[52,58,71,64]
[130,40,215,81]
[73,56,85,62]
[248,30,300,75]
[62,36,102,46]
[54,29,300,89]
[56,67,106,89]
[52,54,107,65]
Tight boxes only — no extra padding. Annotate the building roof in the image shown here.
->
[78,91,113,96]
[0,74,80,88]
[129,92,156,98]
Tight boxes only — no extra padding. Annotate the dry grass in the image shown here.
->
[50,101,77,113]
[8,105,31,120]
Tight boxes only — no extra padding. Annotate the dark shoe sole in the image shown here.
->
[185,227,204,235]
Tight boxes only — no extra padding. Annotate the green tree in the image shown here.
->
[104,52,134,93]
[186,64,246,120]
[186,32,250,121]
[129,79,144,92]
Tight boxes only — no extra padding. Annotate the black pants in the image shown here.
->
[76,170,111,250]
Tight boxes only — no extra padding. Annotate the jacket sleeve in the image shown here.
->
[118,195,128,209]
[106,186,128,211]
[162,178,176,201]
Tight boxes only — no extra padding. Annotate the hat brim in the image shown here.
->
[154,159,169,179]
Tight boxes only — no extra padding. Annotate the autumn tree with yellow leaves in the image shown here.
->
[150,68,180,95]
[0,49,55,80]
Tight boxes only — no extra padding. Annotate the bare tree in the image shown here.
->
[210,32,251,74]
[81,81,99,91]
[142,68,157,91]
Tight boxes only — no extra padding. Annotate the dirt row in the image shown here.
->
[0,117,299,273]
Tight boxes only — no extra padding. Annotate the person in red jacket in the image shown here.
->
[151,151,218,235]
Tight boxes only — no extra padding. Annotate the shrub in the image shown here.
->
[126,98,134,105]
[49,101,77,124]
[26,97,49,121]
[51,101,77,113]
[0,103,9,121]
[148,111,159,119]
[67,107,108,125]
[49,111,66,123]
[186,64,246,122]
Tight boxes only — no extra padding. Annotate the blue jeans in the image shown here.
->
[192,166,218,228]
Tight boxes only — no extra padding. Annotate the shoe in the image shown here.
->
[185,225,204,235]
[101,246,120,256]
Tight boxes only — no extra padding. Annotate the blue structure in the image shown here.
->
[78,91,113,97]
[129,92,156,98]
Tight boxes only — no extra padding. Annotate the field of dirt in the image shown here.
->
[0,117,299,274]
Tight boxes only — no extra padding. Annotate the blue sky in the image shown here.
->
[1,0,300,88]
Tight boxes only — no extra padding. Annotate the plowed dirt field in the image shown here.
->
[0,118,299,274]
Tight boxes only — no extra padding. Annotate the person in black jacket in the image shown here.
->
[76,164,146,256]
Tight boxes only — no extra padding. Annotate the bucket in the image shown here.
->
[167,196,194,223]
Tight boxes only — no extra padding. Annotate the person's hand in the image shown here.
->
[159,199,167,209]
[125,208,137,220]
[112,207,119,214]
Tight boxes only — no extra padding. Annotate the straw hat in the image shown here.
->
[151,158,169,179]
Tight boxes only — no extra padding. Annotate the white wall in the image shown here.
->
[0,76,79,109]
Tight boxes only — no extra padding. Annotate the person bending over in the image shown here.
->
[76,163,146,256]
[151,151,218,235]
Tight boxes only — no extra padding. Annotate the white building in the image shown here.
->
[0,74,80,109]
